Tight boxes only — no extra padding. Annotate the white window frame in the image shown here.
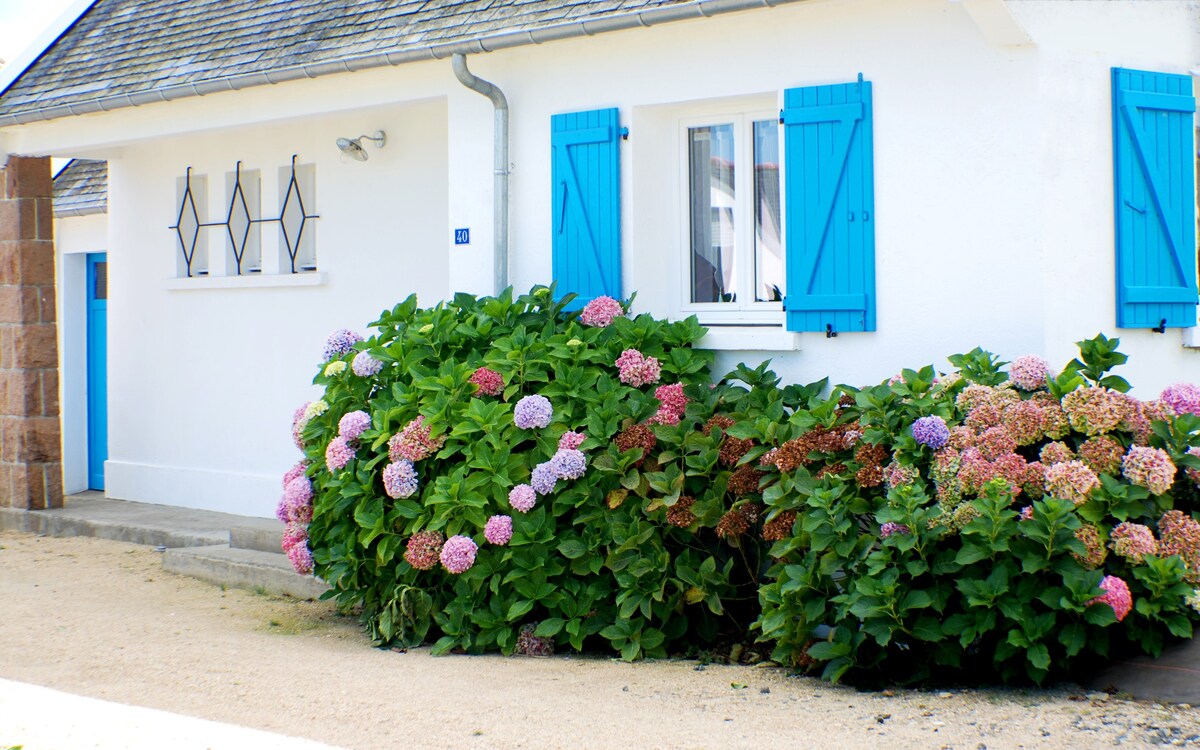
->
[678,110,784,326]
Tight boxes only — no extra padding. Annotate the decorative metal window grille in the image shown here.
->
[169,155,320,278]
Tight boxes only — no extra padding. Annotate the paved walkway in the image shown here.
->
[0,678,342,749]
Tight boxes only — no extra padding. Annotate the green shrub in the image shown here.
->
[291,287,778,658]
[285,288,1200,683]
[753,335,1200,684]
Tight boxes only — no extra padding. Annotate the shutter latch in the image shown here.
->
[826,324,837,339]
[1152,318,1167,334]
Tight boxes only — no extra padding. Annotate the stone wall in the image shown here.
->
[0,155,61,509]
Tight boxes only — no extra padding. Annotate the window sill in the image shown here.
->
[165,272,326,291]
[1180,327,1200,349]
[696,327,802,351]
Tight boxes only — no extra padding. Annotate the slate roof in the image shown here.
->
[53,159,107,216]
[0,0,801,125]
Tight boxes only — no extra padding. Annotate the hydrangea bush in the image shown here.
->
[284,289,1200,683]
[286,288,786,658]
[753,335,1200,684]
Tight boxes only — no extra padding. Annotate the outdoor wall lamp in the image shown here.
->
[336,131,386,161]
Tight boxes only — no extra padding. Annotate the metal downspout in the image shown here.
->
[451,53,509,294]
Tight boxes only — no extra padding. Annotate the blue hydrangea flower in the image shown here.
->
[383,459,419,499]
[530,462,558,495]
[322,328,363,361]
[352,350,383,377]
[514,395,553,430]
[911,415,950,449]
[549,448,587,480]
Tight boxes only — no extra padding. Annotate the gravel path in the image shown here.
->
[2,530,1199,749]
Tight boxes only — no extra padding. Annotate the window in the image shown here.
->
[682,112,783,324]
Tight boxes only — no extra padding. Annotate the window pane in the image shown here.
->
[689,124,735,303]
[753,120,783,302]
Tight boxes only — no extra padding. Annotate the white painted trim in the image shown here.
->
[105,460,278,518]
[0,0,98,98]
[1181,328,1200,349]
[164,272,326,291]
[697,327,801,351]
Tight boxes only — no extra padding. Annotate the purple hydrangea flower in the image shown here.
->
[530,462,558,495]
[286,542,314,575]
[351,350,383,377]
[549,448,587,480]
[440,535,478,574]
[509,484,536,513]
[880,522,910,539]
[383,459,419,499]
[514,395,554,429]
[912,415,950,449]
[325,436,355,472]
[322,329,363,361]
[484,515,514,545]
[338,410,371,441]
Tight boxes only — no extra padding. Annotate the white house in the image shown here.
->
[0,0,1196,517]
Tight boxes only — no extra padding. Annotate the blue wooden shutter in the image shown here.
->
[551,108,622,310]
[1112,68,1198,329]
[782,80,876,333]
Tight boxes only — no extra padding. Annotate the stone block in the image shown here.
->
[3,156,52,202]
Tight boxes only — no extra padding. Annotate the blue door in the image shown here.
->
[86,254,107,490]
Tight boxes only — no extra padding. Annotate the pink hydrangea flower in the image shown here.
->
[1089,575,1133,622]
[1160,383,1200,417]
[388,416,445,462]
[1187,446,1200,488]
[880,522,910,538]
[282,460,308,489]
[325,436,355,472]
[338,410,371,441]
[440,535,478,574]
[1122,446,1176,495]
[291,403,310,449]
[484,515,514,545]
[383,459,419,499]
[558,431,586,451]
[1061,386,1124,436]
[615,349,662,388]
[286,542,314,575]
[580,295,624,327]
[405,530,444,571]
[648,383,688,426]
[1009,355,1051,391]
[469,367,504,396]
[280,476,314,524]
[509,484,536,513]
[1110,522,1158,563]
[1019,505,1034,521]
[1043,460,1099,505]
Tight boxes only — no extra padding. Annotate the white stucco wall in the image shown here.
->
[3,0,1197,515]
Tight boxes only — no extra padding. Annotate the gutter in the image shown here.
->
[53,204,106,218]
[0,0,810,127]
[451,54,509,295]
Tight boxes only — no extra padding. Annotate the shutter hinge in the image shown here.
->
[779,109,784,124]
[826,323,837,339]
[620,127,629,141]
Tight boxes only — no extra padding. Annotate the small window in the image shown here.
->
[682,113,783,324]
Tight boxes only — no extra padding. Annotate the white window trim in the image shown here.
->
[165,271,327,291]
[677,110,784,327]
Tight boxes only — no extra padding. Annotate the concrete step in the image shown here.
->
[231,523,284,554]
[0,493,276,549]
[1086,637,1200,704]
[163,545,329,600]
